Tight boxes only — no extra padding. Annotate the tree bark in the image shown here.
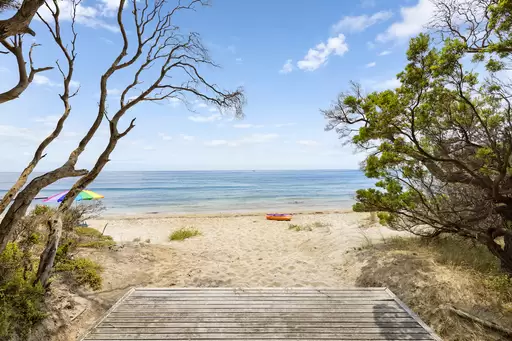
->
[0,167,87,251]
[35,212,62,288]
[481,228,512,275]
[0,0,45,40]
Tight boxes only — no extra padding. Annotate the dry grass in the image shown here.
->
[169,227,201,241]
[288,221,330,232]
[358,211,379,229]
[288,224,312,232]
[355,235,512,341]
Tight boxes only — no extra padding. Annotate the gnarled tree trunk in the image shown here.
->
[482,228,512,275]
[0,0,44,39]
[35,212,62,287]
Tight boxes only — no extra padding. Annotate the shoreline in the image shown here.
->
[97,208,354,220]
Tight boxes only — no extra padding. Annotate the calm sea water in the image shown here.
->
[0,170,373,215]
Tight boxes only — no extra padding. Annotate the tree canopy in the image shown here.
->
[324,9,512,273]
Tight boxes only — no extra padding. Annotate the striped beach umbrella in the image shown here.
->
[43,190,104,203]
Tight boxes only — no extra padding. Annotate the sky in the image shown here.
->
[0,0,438,171]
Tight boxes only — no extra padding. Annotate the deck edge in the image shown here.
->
[385,288,443,341]
[78,287,135,341]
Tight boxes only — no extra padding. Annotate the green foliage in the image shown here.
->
[75,227,115,248]
[0,243,46,339]
[169,227,201,241]
[485,275,512,302]
[32,204,54,216]
[54,258,103,291]
[324,20,512,272]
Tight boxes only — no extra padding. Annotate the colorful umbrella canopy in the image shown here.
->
[43,190,104,203]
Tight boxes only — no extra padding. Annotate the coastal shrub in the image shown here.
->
[311,221,331,228]
[132,237,141,242]
[288,224,312,232]
[54,257,103,291]
[75,227,115,249]
[0,243,46,339]
[169,227,201,241]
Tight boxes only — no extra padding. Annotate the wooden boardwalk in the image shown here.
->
[80,288,442,340]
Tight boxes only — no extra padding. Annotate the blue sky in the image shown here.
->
[0,0,436,171]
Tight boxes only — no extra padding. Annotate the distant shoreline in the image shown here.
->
[99,208,354,220]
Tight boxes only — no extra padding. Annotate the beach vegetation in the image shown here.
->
[324,0,512,274]
[288,224,312,231]
[169,227,202,241]
[132,237,141,243]
[311,221,331,228]
[356,235,512,340]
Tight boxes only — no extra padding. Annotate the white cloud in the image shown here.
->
[297,140,320,146]
[332,11,393,33]
[34,115,60,126]
[366,61,376,68]
[143,146,155,151]
[208,107,218,112]
[205,133,279,147]
[274,123,296,128]
[279,59,294,74]
[372,77,401,90]
[236,57,243,64]
[180,134,195,141]
[70,80,80,88]
[227,45,236,54]
[168,97,181,108]
[378,50,392,56]
[188,113,222,123]
[376,0,433,42]
[107,88,121,96]
[233,124,264,129]
[0,67,9,73]
[297,34,348,71]
[205,139,228,146]
[158,133,172,141]
[33,74,60,87]
[37,0,119,32]
[367,41,376,50]
[0,125,40,142]
[195,102,208,109]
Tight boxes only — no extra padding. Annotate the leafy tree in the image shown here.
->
[324,32,512,274]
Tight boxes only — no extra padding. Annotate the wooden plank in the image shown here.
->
[106,312,414,318]
[99,322,421,328]
[85,333,434,340]
[93,327,429,334]
[103,317,418,323]
[125,296,393,300]
[134,287,388,291]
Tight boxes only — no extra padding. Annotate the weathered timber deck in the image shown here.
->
[80,288,442,340]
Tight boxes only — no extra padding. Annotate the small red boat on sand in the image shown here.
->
[266,213,292,221]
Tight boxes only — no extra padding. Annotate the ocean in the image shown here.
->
[0,170,373,215]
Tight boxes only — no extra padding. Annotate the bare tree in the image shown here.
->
[0,0,80,223]
[0,0,45,39]
[0,37,53,103]
[0,0,245,286]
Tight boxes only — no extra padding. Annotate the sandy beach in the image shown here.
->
[52,210,406,340]
[88,210,403,288]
